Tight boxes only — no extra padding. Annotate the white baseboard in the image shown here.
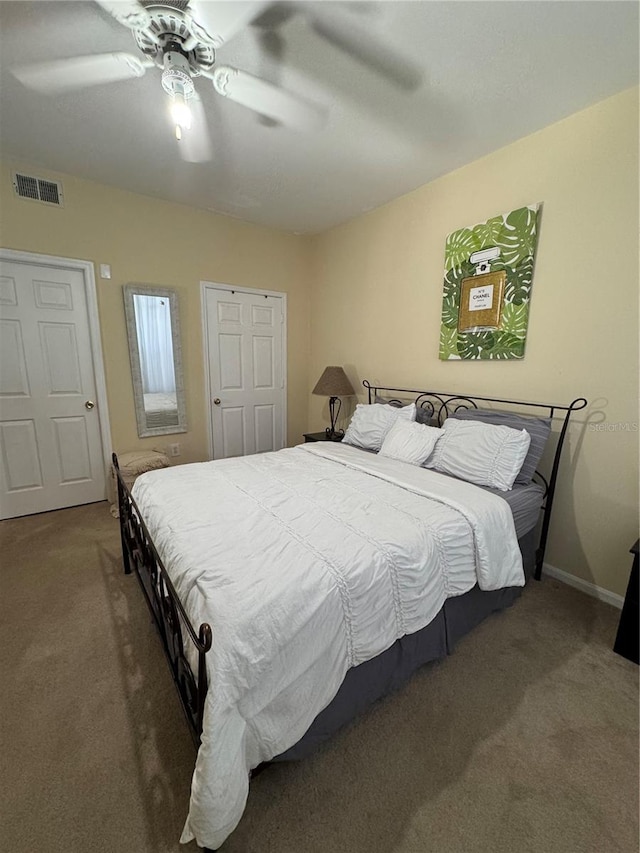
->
[542,563,624,610]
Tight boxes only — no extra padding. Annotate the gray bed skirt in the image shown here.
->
[273,528,536,762]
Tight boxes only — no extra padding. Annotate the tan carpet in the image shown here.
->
[1,502,637,853]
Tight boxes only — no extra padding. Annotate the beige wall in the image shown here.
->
[309,87,639,597]
[0,160,312,464]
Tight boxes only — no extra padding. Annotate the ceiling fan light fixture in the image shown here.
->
[161,49,194,140]
[170,91,192,139]
[161,51,194,95]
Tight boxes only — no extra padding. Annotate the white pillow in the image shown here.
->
[379,419,443,466]
[427,417,531,491]
[343,403,416,451]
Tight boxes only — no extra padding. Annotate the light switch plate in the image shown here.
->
[99,263,111,279]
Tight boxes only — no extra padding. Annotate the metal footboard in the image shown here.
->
[113,453,212,746]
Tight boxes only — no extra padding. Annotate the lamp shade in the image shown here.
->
[312,366,355,397]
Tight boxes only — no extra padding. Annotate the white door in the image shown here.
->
[204,285,286,459]
[0,258,107,519]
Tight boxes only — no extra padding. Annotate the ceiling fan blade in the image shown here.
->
[307,7,423,92]
[250,2,297,30]
[187,1,269,48]
[178,93,214,163]
[12,53,149,94]
[94,0,151,29]
[211,65,326,131]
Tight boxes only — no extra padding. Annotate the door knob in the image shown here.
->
[85,400,95,410]
[213,398,221,405]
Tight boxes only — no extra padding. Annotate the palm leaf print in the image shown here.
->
[439,326,459,360]
[500,302,529,338]
[498,207,538,267]
[504,257,533,304]
[486,332,525,359]
[443,269,460,302]
[473,215,504,250]
[457,331,496,359]
[441,295,459,329]
[445,228,481,273]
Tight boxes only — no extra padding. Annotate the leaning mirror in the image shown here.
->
[123,284,187,437]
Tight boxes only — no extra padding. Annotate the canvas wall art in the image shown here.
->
[439,204,540,360]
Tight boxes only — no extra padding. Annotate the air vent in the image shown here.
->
[12,172,64,207]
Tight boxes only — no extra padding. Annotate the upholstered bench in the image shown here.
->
[111,450,170,516]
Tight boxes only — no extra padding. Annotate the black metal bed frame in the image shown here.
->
[113,381,586,850]
[113,453,212,747]
[364,380,587,581]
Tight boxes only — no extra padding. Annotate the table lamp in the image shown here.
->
[312,366,355,439]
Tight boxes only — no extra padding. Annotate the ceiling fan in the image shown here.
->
[11,1,423,163]
[10,0,331,162]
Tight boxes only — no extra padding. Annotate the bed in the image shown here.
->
[113,381,586,851]
[142,391,179,430]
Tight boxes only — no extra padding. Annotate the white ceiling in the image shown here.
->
[0,1,637,233]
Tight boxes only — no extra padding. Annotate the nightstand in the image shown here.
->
[614,540,639,664]
[303,432,344,443]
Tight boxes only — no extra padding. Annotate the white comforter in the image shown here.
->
[131,442,524,849]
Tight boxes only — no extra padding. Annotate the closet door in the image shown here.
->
[203,284,286,459]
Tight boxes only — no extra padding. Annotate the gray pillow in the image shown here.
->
[448,408,551,485]
[415,407,438,426]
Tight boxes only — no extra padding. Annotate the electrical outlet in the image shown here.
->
[168,443,181,457]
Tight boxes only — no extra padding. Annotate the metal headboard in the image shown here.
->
[363,380,587,580]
